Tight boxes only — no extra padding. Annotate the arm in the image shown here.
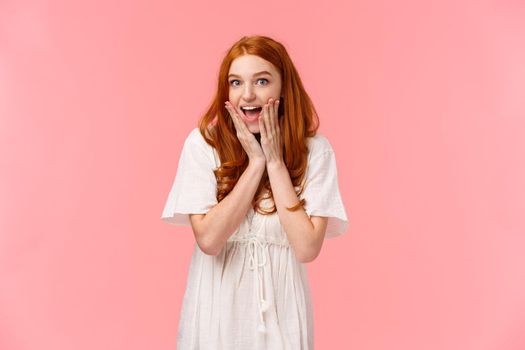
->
[267,161,328,263]
[189,160,265,256]
[258,98,328,263]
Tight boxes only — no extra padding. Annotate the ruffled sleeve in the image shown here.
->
[301,138,349,239]
[160,128,218,226]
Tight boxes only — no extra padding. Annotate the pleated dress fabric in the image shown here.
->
[161,128,348,350]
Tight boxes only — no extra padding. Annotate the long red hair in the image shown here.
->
[198,35,319,215]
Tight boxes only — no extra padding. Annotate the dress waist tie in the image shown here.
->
[247,236,271,333]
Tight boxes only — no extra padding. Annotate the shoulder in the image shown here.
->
[184,127,207,146]
[182,128,217,163]
[184,128,215,152]
[306,132,335,159]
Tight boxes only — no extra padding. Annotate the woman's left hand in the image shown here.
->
[259,98,284,168]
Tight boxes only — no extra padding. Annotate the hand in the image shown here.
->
[224,101,266,165]
[258,98,284,168]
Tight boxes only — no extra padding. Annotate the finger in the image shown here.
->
[233,104,245,120]
[274,99,280,132]
[224,102,239,127]
[225,102,245,134]
[258,114,265,140]
[226,101,247,131]
[268,98,275,135]
[263,102,272,138]
[232,103,252,134]
[259,104,268,140]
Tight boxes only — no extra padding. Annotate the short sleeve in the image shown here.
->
[301,147,349,239]
[160,128,218,226]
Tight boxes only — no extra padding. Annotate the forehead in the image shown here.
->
[228,54,279,76]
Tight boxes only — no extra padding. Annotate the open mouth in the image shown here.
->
[240,106,263,121]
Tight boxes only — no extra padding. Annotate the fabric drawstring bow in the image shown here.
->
[247,235,272,333]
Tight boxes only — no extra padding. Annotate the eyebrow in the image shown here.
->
[228,71,273,79]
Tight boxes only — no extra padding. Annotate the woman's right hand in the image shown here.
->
[224,101,266,166]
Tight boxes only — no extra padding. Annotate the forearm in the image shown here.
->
[197,160,265,254]
[266,161,320,262]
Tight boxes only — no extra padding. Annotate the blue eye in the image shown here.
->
[229,78,268,87]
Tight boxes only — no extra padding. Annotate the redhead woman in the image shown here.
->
[161,35,348,349]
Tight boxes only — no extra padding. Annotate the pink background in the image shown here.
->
[2,0,525,349]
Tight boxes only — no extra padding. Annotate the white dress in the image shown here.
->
[161,128,348,350]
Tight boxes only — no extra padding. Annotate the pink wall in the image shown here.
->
[1,0,525,349]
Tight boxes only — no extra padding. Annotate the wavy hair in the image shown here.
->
[198,35,319,215]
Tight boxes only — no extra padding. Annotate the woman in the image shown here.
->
[161,35,348,349]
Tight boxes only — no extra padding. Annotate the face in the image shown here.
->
[228,54,282,133]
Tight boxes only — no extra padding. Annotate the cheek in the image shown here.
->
[267,86,280,99]
[228,89,239,102]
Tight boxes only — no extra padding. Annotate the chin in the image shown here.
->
[246,124,260,134]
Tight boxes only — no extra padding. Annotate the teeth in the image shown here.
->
[241,106,260,110]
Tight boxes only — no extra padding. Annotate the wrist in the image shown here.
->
[266,160,286,172]
[248,158,266,172]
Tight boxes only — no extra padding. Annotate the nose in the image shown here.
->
[242,84,256,101]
